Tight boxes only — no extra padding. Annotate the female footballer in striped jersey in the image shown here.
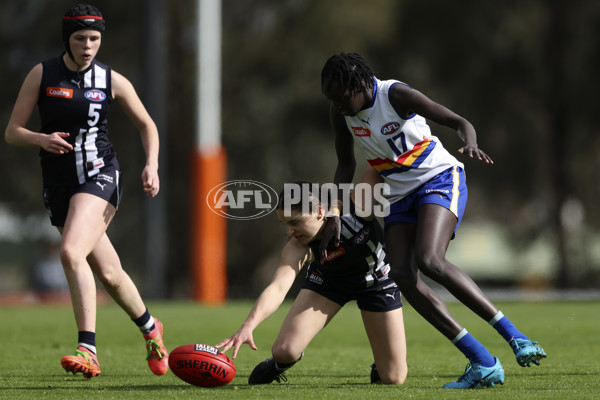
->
[216,179,408,385]
[320,52,546,389]
[5,4,167,378]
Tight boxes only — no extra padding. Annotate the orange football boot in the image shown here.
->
[144,318,169,375]
[61,346,101,378]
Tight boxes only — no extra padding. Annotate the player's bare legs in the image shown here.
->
[248,289,341,384]
[88,232,169,374]
[59,192,168,376]
[386,203,506,388]
[87,233,169,375]
[272,289,341,363]
[385,221,464,339]
[58,193,115,377]
[414,204,498,320]
[385,204,498,339]
[59,193,116,332]
[87,233,146,319]
[362,308,407,384]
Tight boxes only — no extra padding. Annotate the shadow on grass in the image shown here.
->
[3,369,581,393]
[3,384,181,392]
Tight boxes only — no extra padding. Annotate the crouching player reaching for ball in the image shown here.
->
[216,178,407,385]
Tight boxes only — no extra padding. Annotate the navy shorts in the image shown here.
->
[43,169,122,227]
[302,267,402,312]
[384,166,468,235]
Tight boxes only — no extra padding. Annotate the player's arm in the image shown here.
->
[353,167,385,221]
[331,104,356,185]
[4,64,73,154]
[112,70,160,197]
[389,83,493,164]
[318,105,356,262]
[215,240,312,359]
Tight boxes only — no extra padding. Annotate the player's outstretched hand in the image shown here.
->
[318,216,341,264]
[215,328,257,360]
[458,144,494,164]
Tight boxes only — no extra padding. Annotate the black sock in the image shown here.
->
[275,352,304,371]
[132,308,155,335]
[78,331,96,354]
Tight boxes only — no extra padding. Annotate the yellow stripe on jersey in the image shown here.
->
[368,138,434,174]
[450,166,460,217]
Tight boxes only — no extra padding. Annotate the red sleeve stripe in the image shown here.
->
[63,15,103,21]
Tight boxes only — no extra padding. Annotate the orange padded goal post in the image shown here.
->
[191,0,227,304]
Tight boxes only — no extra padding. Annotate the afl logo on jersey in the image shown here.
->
[85,90,106,102]
[354,227,371,245]
[381,122,400,135]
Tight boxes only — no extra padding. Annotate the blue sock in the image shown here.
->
[452,329,496,367]
[488,311,528,343]
[77,330,96,354]
[132,308,155,335]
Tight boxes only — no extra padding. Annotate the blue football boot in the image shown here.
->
[442,357,504,389]
[510,338,547,367]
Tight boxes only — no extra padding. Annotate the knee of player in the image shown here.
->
[59,243,86,268]
[415,252,447,279]
[271,342,302,364]
[380,366,407,385]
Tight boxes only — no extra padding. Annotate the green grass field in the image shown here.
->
[1,299,599,399]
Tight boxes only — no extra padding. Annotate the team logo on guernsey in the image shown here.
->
[353,227,371,245]
[46,87,73,98]
[85,89,106,102]
[351,126,371,137]
[207,180,279,220]
[381,122,400,135]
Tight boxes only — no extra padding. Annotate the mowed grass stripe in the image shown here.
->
[0,300,598,399]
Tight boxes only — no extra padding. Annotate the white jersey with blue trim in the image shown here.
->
[344,78,463,204]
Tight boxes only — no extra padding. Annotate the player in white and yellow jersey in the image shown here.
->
[320,52,546,389]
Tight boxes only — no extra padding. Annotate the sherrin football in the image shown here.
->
[168,344,236,387]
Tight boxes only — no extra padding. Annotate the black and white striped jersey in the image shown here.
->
[37,54,119,185]
[308,202,391,288]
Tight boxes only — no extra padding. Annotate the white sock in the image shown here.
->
[140,316,156,334]
[488,311,504,326]
[78,343,97,355]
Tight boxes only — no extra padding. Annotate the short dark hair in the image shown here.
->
[321,52,375,96]
[277,182,322,214]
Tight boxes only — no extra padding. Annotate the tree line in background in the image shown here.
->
[1,0,599,298]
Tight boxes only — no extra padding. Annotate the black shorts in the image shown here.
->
[302,267,402,312]
[43,169,122,227]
